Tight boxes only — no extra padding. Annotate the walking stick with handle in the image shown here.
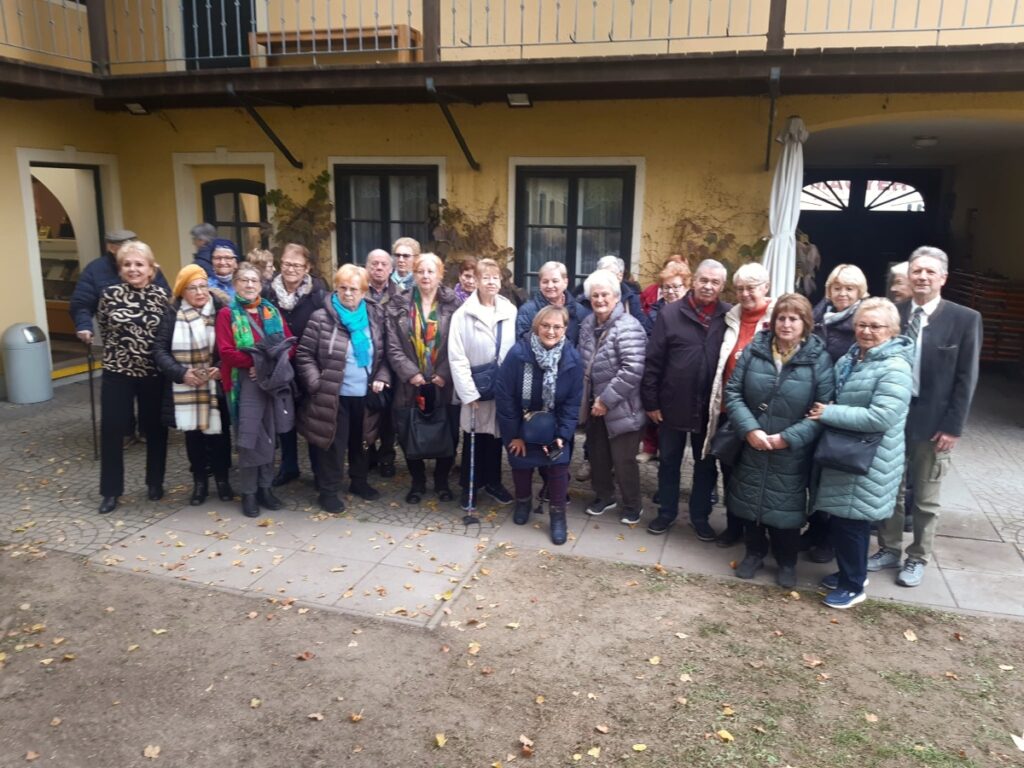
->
[86,344,98,460]
[463,404,478,526]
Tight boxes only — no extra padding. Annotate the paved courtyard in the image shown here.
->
[2,370,1022,626]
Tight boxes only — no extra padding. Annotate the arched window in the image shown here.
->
[865,180,926,212]
[800,180,851,211]
[200,179,268,254]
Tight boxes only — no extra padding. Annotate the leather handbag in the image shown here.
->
[469,321,503,402]
[708,416,743,466]
[363,384,392,414]
[394,405,454,461]
[814,428,883,475]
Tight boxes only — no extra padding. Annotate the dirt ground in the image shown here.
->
[1,541,1023,768]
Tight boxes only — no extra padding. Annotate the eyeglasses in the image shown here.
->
[236,277,261,285]
[280,261,307,271]
[337,286,362,294]
[736,282,767,294]
[394,252,414,259]
[662,283,685,293]
[184,284,209,293]
[212,256,236,262]
[855,323,887,332]
[539,323,566,332]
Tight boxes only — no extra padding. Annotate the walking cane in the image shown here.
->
[86,344,98,460]
[462,405,479,526]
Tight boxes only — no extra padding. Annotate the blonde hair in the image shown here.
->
[413,252,444,274]
[282,243,310,262]
[392,236,422,256]
[334,263,369,291]
[246,248,274,271]
[825,264,869,299]
[532,304,569,333]
[855,297,901,335]
[659,261,691,286]
[475,258,501,279]
[233,263,262,285]
[116,240,156,268]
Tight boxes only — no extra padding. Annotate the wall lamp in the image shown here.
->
[124,102,149,115]
[506,93,532,108]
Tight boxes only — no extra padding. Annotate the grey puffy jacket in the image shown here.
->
[577,304,647,438]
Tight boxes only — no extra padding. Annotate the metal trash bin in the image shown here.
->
[2,323,53,404]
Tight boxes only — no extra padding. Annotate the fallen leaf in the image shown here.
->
[506,622,520,630]
[716,729,734,743]
[519,733,534,757]
[903,629,918,642]
[572,755,582,762]
[435,733,447,748]
[788,591,800,600]
[679,673,692,682]
[535,695,545,704]
[39,658,54,666]
[648,656,661,665]
[295,651,315,661]
[26,753,40,762]
[246,612,258,619]
[595,724,609,734]
[143,745,161,759]
[151,629,168,636]
[722,705,735,716]
[50,718,61,727]
[998,664,1015,671]
[945,671,959,680]
[62,653,76,662]
[349,711,364,723]
[468,642,481,656]
[674,696,688,706]
[308,712,324,721]
[1011,732,1024,752]
[632,744,647,752]
[802,653,824,668]
[250,698,262,708]
[865,713,879,723]
[587,747,601,758]
[673,632,688,639]
[952,632,963,641]
[127,644,140,652]
[748,660,764,669]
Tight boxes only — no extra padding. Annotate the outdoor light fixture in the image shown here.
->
[912,135,939,149]
[506,92,532,108]
[124,102,149,115]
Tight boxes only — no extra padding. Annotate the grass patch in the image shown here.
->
[878,669,935,694]
[697,620,729,638]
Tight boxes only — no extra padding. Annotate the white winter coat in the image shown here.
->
[448,291,518,435]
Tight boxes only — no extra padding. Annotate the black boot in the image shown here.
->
[513,497,532,525]
[190,476,209,506]
[241,494,260,518]
[215,477,235,501]
[550,506,568,546]
[147,485,164,501]
[257,488,283,511]
[98,496,119,514]
[318,491,345,514]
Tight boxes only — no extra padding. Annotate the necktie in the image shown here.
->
[907,307,924,341]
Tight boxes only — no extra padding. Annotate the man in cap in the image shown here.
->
[191,223,218,277]
[69,229,170,345]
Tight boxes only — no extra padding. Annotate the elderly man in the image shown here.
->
[869,246,982,587]
[642,259,732,539]
[367,249,399,303]
[887,261,912,303]
[69,229,170,345]
[391,237,419,292]
[191,223,218,277]
[363,248,399,478]
[515,261,591,345]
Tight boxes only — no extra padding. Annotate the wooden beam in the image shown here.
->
[421,0,441,62]
[86,0,110,75]
[767,0,787,51]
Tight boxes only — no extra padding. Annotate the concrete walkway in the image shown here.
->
[2,372,1022,625]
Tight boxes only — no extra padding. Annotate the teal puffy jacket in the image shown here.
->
[725,332,836,530]
[813,336,913,522]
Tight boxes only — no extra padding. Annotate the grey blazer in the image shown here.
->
[899,298,982,443]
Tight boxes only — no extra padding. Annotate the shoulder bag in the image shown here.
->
[469,320,503,402]
[814,428,883,475]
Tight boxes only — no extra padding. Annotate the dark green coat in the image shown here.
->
[725,331,835,529]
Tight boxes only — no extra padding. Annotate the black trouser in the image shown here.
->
[314,396,369,494]
[100,370,167,497]
[459,431,503,491]
[744,521,801,567]
[183,394,232,479]
[367,405,397,467]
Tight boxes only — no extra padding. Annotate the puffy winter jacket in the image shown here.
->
[295,296,390,450]
[515,290,591,346]
[813,336,913,522]
[812,298,860,363]
[725,332,836,529]
[577,304,647,438]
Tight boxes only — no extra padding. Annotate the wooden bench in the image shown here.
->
[248,25,421,67]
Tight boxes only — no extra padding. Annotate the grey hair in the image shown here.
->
[538,261,568,280]
[596,255,625,277]
[888,261,908,278]
[733,261,770,288]
[583,268,622,300]
[854,297,901,336]
[909,246,948,274]
[694,258,727,278]
[366,248,393,265]
[190,223,216,243]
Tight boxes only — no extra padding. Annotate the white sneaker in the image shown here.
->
[636,451,656,464]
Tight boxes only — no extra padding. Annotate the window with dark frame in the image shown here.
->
[514,166,635,295]
[334,165,439,265]
[200,179,268,255]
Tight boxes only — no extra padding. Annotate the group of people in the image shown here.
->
[71,225,981,610]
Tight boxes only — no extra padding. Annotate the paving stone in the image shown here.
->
[933,536,1024,575]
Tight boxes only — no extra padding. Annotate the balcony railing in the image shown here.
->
[2,0,1023,74]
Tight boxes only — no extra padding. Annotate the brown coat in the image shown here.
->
[295,295,390,450]
[385,286,459,411]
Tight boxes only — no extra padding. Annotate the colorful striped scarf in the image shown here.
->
[410,287,439,376]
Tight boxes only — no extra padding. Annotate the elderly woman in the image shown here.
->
[807,263,870,561]
[700,262,776,547]
[153,265,234,506]
[448,258,519,513]
[391,236,419,292]
[246,248,276,286]
[578,270,647,525]
[725,294,835,588]
[296,265,390,513]
[809,298,913,609]
[207,239,239,300]
[263,242,328,487]
[452,256,477,305]
[581,255,651,334]
[641,255,691,317]
[386,252,461,504]
[95,241,171,514]
[496,305,584,545]
[515,261,590,345]
[638,261,691,464]
[216,263,295,518]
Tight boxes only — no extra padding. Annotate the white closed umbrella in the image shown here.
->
[762,116,810,296]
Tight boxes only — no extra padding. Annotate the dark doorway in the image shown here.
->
[200,179,268,255]
[799,168,946,300]
[183,0,253,69]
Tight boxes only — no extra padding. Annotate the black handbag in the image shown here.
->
[363,385,392,414]
[709,416,743,466]
[814,428,883,475]
[394,404,454,461]
[469,321,503,402]
[521,410,557,445]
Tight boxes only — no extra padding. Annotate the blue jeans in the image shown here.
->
[656,426,718,524]
[829,515,872,592]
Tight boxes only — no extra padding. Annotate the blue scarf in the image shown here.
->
[332,294,371,368]
[391,271,414,291]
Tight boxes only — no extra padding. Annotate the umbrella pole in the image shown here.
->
[86,344,98,461]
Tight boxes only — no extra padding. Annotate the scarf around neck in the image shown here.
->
[410,287,440,375]
[227,295,284,417]
[332,294,372,368]
[527,334,564,412]
[171,298,220,434]
[392,271,414,291]
[271,273,312,311]
[823,300,860,327]
[688,292,715,327]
